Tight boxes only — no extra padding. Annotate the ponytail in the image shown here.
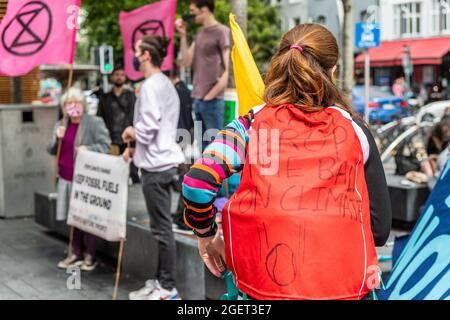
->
[264,23,353,116]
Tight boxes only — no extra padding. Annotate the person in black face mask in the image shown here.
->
[124,35,184,300]
[133,56,142,72]
[97,65,140,183]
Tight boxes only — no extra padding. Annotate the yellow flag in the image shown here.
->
[230,13,265,116]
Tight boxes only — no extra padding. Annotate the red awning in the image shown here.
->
[355,36,450,68]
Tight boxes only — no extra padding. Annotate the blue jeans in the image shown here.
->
[193,98,224,152]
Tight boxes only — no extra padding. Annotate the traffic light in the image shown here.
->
[99,45,114,74]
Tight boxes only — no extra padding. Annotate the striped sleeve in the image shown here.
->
[182,111,254,230]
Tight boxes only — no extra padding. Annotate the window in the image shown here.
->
[432,0,450,34]
[394,2,422,38]
[316,15,326,25]
[360,10,368,22]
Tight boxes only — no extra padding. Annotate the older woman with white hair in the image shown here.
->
[47,88,111,271]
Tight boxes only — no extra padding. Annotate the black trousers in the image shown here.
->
[141,168,177,290]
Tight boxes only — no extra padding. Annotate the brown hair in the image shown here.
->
[139,35,170,68]
[190,0,215,13]
[430,119,450,150]
[264,23,353,115]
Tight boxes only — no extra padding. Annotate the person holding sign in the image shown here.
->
[182,23,392,300]
[47,88,111,271]
[122,35,184,300]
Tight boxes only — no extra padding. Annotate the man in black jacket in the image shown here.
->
[97,65,139,183]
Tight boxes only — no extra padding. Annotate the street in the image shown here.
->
[0,213,407,299]
[0,218,142,300]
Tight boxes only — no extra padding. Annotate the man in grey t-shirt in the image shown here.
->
[176,0,231,152]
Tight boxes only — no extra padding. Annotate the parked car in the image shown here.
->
[415,100,450,123]
[352,86,409,123]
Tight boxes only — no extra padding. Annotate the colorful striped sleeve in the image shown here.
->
[182,111,254,230]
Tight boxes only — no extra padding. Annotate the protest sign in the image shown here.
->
[67,150,129,242]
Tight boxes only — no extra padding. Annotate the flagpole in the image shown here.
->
[60,1,80,258]
[112,239,125,300]
[54,0,79,183]
[53,65,73,185]
[54,65,74,256]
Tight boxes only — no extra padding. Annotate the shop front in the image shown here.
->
[355,36,450,92]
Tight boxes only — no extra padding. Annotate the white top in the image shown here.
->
[133,72,184,172]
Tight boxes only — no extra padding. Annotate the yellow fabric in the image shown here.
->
[230,13,265,116]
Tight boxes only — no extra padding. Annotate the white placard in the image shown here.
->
[67,150,129,242]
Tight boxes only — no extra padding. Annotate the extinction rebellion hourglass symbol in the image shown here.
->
[132,20,166,48]
[1,1,52,56]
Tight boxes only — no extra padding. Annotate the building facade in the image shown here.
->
[273,0,379,46]
[308,0,378,46]
[271,0,309,32]
[355,0,450,91]
[380,0,450,41]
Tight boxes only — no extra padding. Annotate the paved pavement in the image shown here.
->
[0,198,410,299]
[0,218,142,300]
[377,226,410,273]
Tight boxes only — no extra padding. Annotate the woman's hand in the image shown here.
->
[122,147,135,162]
[56,126,66,139]
[197,230,226,278]
[76,146,88,153]
[122,126,136,144]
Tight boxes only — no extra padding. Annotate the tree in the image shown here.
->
[247,0,281,72]
[80,0,152,62]
[341,0,354,96]
[220,0,281,71]
[230,0,247,35]
[79,0,281,72]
